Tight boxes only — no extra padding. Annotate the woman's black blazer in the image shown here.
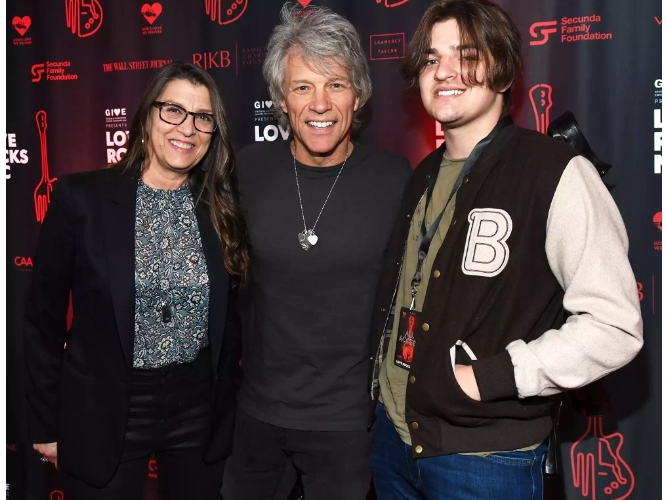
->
[24,166,242,487]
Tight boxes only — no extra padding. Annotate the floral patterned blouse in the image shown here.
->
[132,178,209,368]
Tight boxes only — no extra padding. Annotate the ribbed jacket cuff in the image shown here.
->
[472,350,518,401]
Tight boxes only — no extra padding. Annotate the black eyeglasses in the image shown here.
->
[152,101,217,134]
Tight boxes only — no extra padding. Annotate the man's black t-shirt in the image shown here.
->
[236,140,412,431]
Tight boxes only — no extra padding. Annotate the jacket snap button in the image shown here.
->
[411,422,419,429]
[409,375,416,384]
[380,307,387,313]
[422,323,430,331]
[451,219,457,226]
[463,176,469,184]
[415,445,423,454]
[432,270,440,278]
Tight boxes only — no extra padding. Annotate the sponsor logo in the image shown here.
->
[254,124,291,142]
[252,98,290,142]
[105,108,129,163]
[637,282,644,302]
[50,491,65,500]
[105,108,127,128]
[370,33,406,60]
[5,133,30,180]
[12,15,32,45]
[570,417,635,500]
[375,0,411,7]
[141,3,163,35]
[529,21,557,45]
[529,15,612,45]
[205,0,248,25]
[31,61,79,82]
[6,444,17,451]
[106,131,130,164]
[529,83,553,134]
[241,45,267,69]
[148,458,158,478]
[65,0,103,37]
[296,0,312,6]
[253,99,274,123]
[461,208,513,277]
[14,256,34,268]
[192,50,233,70]
[654,79,662,174]
[654,212,662,251]
[35,111,58,223]
[655,17,662,25]
[102,59,173,72]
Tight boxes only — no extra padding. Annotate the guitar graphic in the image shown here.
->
[529,83,553,135]
[205,0,248,25]
[34,111,58,223]
[570,416,635,500]
[65,0,103,37]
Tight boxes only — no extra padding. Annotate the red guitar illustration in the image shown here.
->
[401,314,416,364]
[35,111,57,223]
[376,0,411,6]
[570,416,635,500]
[529,83,553,134]
[205,0,248,25]
[65,0,103,37]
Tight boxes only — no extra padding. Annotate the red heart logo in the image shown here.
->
[296,0,312,6]
[141,3,162,25]
[12,16,31,36]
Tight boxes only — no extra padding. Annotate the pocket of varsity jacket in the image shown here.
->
[448,340,486,406]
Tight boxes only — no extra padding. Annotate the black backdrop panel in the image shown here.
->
[6,1,661,499]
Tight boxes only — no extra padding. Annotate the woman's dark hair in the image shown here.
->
[118,61,249,279]
[401,0,522,111]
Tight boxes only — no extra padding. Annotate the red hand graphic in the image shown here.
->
[570,416,635,500]
[34,111,58,223]
[205,0,248,25]
[50,490,65,500]
[65,0,103,37]
[529,84,553,135]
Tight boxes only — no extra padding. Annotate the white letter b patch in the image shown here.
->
[461,208,512,277]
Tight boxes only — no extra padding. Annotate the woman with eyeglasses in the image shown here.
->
[24,62,248,499]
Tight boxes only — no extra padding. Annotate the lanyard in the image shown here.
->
[409,114,513,308]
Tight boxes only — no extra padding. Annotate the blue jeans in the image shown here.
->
[371,403,547,500]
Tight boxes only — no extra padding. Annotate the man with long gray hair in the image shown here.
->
[221,3,412,499]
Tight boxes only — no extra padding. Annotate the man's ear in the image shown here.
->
[280,100,288,114]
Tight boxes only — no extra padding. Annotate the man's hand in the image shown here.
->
[33,442,58,468]
[454,364,481,401]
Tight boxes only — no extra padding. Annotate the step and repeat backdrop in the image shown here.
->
[6,0,662,499]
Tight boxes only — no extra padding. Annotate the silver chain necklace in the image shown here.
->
[293,143,350,251]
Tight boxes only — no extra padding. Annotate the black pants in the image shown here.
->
[64,356,224,500]
[221,409,373,500]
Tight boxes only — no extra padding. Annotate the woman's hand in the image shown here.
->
[454,364,481,401]
[33,442,58,468]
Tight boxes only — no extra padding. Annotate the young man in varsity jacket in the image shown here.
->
[369,0,643,498]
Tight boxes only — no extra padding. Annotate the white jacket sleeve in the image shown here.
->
[506,155,643,398]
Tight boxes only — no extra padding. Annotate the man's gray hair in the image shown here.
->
[263,2,372,129]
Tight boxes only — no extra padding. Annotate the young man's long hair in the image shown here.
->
[402,0,522,112]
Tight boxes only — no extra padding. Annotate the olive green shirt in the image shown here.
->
[379,155,465,444]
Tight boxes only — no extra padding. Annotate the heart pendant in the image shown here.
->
[307,232,318,245]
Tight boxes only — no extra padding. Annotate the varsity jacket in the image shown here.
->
[367,123,643,458]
